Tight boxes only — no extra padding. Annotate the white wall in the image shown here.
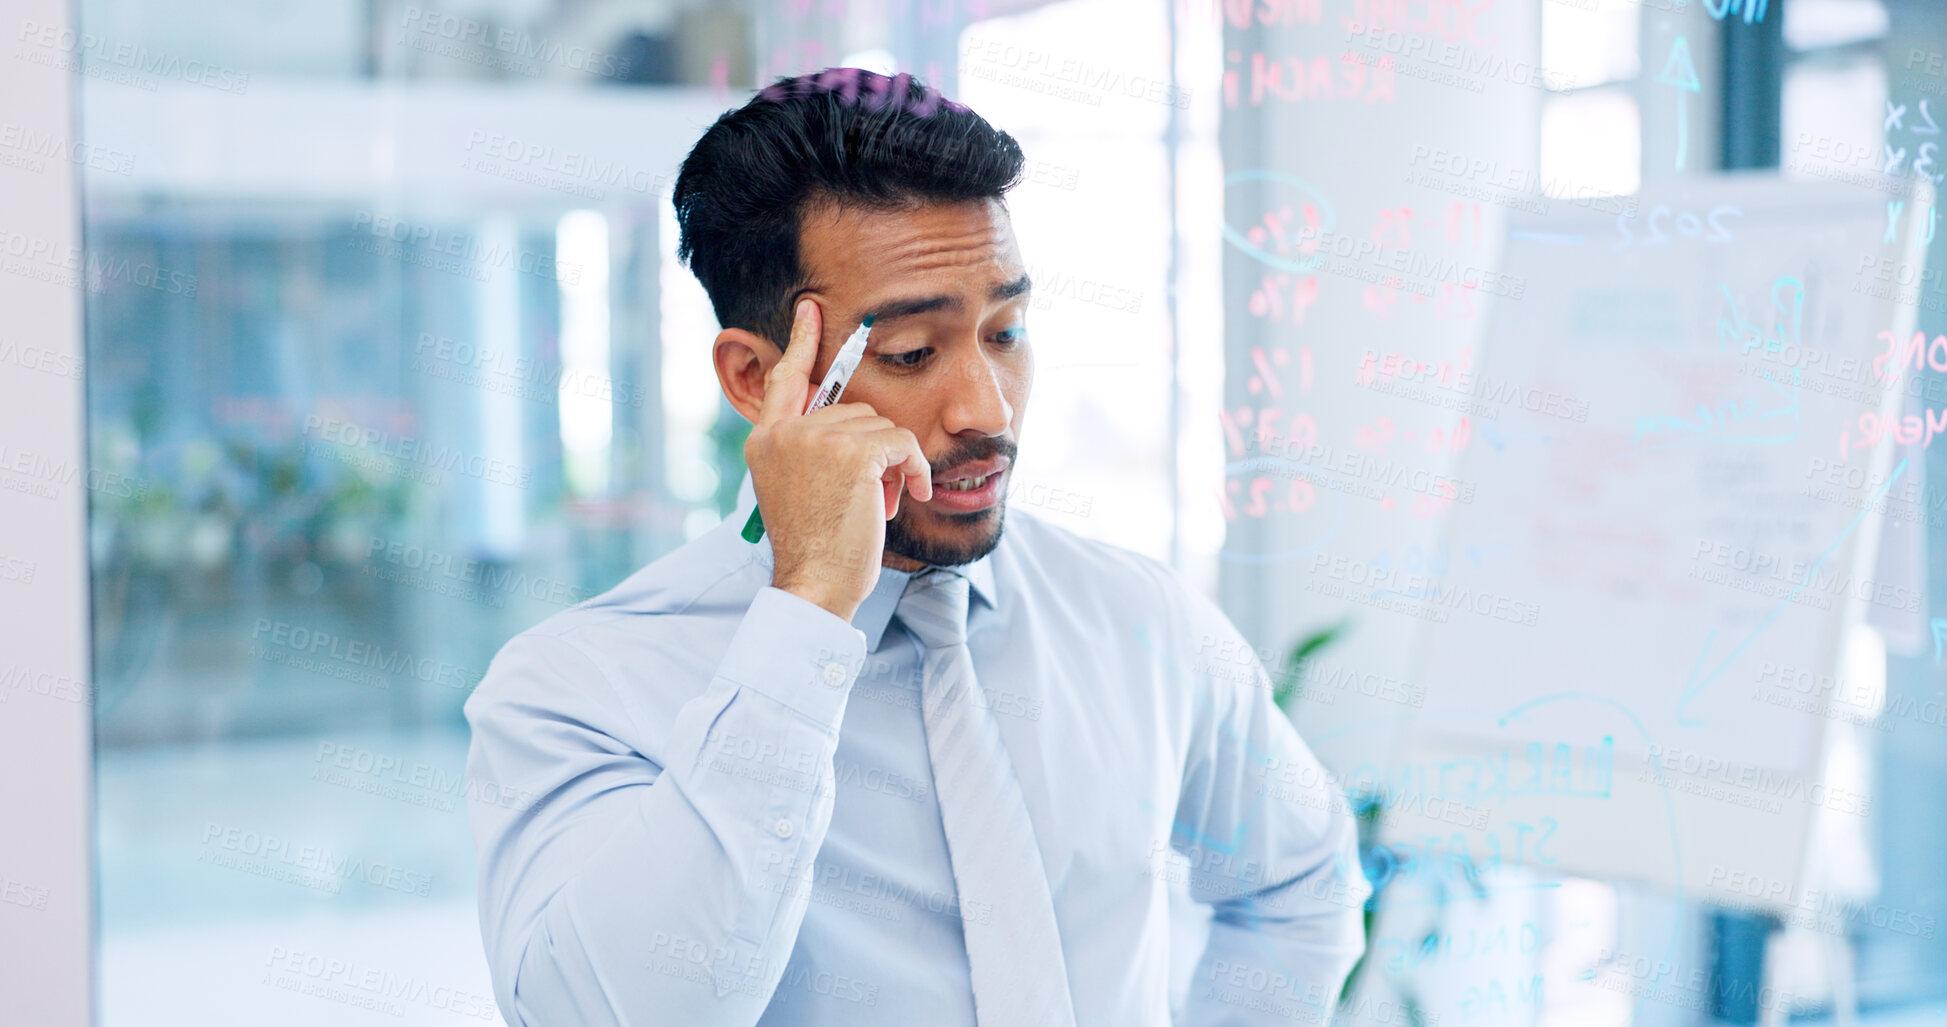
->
[0,0,96,1022]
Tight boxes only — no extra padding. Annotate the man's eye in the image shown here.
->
[881,349,930,368]
[992,327,1024,345]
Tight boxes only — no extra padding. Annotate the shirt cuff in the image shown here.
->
[717,585,868,728]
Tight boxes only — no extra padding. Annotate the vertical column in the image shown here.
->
[0,0,94,1021]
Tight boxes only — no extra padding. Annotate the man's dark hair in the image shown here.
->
[672,68,1026,348]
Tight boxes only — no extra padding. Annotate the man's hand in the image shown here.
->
[746,297,933,622]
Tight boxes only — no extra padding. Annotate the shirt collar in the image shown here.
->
[735,469,997,652]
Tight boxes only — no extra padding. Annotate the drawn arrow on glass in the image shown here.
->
[1656,36,1702,172]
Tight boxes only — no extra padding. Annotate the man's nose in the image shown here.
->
[942,349,1014,436]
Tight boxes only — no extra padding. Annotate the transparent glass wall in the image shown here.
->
[86,170,690,1024]
[69,0,1947,1023]
[74,0,1182,1022]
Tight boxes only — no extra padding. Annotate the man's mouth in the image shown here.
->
[928,457,1009,510]
[932,457,1009,490]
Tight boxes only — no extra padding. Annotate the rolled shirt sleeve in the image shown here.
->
[1169,588,1372,1026]
[464,585,870,1027]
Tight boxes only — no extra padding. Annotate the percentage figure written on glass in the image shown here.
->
[1370,200,1489,252]
[1354,415,1474,456]
[1219,405,1319,459]
[1245,345,1310,399]
[1363,280,1483,321]
[1376,479,1462,519]
[1356,346,1475,388]
[1246,204,1323,264]
[1249,274,1320,324]
[1217,474,1317,521]
[1217,344,1315,456]
[1223,170,1336,275]
[1440,200,1487,247]
[1372,204,1414,248]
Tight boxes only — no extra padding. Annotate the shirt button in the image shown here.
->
[774,819,795,839]
[821,661,846,686]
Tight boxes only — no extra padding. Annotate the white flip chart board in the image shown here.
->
[1365,175,1928,909]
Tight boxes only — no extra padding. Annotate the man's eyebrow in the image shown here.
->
[870,274,1035,327]
[871,293,961,325]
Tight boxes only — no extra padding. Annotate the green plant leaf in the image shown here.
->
[1272,617,1350,711]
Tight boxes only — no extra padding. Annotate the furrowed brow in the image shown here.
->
[991,273,1032,302]
[870,293,962,325]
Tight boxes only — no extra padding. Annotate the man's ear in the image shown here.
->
[712,327,783,424]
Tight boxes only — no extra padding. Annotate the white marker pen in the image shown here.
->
[742,314,877,544]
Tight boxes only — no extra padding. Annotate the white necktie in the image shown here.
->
[896,568,1078,1027]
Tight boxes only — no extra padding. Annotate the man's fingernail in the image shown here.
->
[797,298,813,319]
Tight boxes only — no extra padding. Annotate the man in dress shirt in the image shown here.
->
[464,68,1369,1026]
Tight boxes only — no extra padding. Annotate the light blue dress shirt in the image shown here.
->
[465,471,1370,1027]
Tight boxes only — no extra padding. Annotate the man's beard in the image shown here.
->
[885,435,1016,567]
[884,499,1006,568]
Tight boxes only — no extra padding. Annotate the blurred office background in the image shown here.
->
[46,0,1947,1022]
